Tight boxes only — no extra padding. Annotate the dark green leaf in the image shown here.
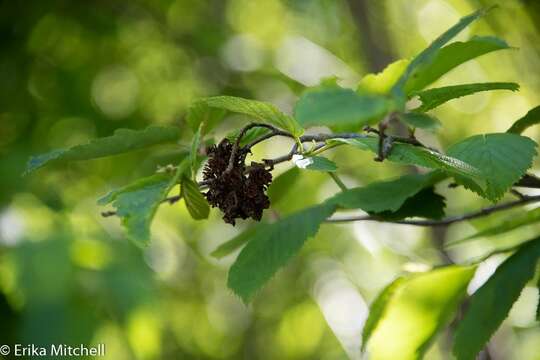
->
[305,156,338,172]
[228,203,336,302]
[398,112,441,130]
[362,277,405,350]
[26,125,181,174]
[226,126,272,147]
[507,105,540,134]
[453,238,540,360]
[267,167,301,205]
[331,137,480,179]
[98,158,190,246]
[405,36,511,93]
[329,173,439,213]
[447,133,537,201]
[193,96,303,137]
[211,226,261,259]
[373,187,446,221]
[181,176,209,220]
[294,87,390,131]
[413,82,519,112]
[367,266,476,359]
[392,8,492,98]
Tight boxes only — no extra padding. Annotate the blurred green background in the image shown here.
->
[1,0,540,359]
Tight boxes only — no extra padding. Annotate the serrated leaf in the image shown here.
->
[211,225,261,259]
[447,133,537,201]
[98,158,190,246]
[392,8,491,98]
[362,277,405,351]
[26,126,181,174]
[194,96,303,137]
[358,59,410,95]
[294,87,390,131]
[331,137,481,179]
[405,36,511,93]
[181,176,209,220]
[267,167,301,205]
[454,207,540,244]
[413,82,519,112]
[453,237,540,360]
[329,173,439,213]
[305,156,338,172]
[507,105,540,134]
[228,203,336,302]
[367,266,476,360]
[398,112,441,130]
[373,187,446,221]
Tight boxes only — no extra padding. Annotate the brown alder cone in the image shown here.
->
[203,139,272,225]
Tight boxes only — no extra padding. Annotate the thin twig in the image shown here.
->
[325,195,540,225]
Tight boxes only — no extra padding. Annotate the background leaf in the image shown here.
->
[211,225,262,259]
[294,87,390,131]
[413,82,519,112]
[405,36,511,93]
[228,203,336,302]
[507,105,540,134]
[26,126,181,173]
[447,133,537,201]
[362,277,405,350]
[453,238,540,360]
[181,176,209,220]
[398,112,441,130]
[373,187,446,221]
[392,8,490,98]
[358,59,410,95]
[267,167,301,205]
[195,96,303,137]
[329,173,439,213]
[185,101,227,133]
[367,266,476,360]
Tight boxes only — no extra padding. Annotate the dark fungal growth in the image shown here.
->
[203,139,272,225]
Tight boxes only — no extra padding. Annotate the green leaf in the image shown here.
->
[194,96,303,137]
[211,225,261,259]
[185,100,227,133]
[362,277,405,350]
[454,207,540,244]
[447,133,537,201]
[98,158,190,246]
[392,8,491,98]
[190,122,204,178]
[453,237,540,360]
[267,167,301,205]
[398,112,441,130]
[228,203,336,302]
[373,187,446,221]
[507,105,540,134]
[226,126,272,147]
[405,36,511,93]
[367,266,476,360]
[181,176,209,220]
[358,59,410,95]
[294,87,390,131]
[26,125,181,174]
[305,156,338,172]
[329,173,439,213]
[413,82,519,112]
[331,137,481,179]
